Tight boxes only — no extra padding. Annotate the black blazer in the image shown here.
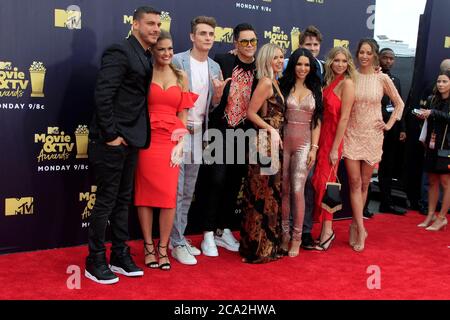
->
[209,53,258,129]
[425,97,450,150]
[90,35,152,148]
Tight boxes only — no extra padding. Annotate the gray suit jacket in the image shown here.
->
[172,49,222,130]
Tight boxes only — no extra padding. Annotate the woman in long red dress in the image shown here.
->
[312,47,356,250]
[134,31,197,270]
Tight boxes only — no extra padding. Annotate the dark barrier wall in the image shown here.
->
[403,0,449,209]
[0,0,374,253]
[408,0,450,108]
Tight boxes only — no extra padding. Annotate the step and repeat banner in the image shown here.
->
[0,0,374,253]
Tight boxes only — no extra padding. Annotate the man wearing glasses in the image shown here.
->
[197,23,259,257]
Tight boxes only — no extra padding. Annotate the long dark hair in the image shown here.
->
[431,69,450,105]
[279,48,323,128]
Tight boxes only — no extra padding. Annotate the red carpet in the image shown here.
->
[0,211,448,300]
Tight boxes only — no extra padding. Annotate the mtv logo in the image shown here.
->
[334,39,350,48]
[445,36,450,48]
[54,6,81,29]
[215,27,233,43]
[0,61,12,70]
[5,197,34,216]
[47,127,59,134]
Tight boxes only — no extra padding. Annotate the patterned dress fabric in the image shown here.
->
[239,85,285,264]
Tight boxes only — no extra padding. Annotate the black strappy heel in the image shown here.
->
[157,243,171,271]
[315,232,336,251]
[144,241,159,268]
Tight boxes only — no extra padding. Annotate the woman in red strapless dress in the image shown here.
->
[311,47,356,251]
[134,31,197,270]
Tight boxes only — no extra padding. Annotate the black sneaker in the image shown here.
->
[85,253,119,285]
[363,208,374,218]
[300,233,316,250]
[379,204,406,215]
[110,248,144,277]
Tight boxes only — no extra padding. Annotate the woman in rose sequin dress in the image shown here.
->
[278,48,323,257]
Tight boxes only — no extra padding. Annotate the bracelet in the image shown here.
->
[311,144,319,149]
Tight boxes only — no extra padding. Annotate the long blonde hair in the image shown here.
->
[324,46,356,87]
[256,43,284,80]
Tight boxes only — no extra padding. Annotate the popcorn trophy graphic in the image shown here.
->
[291,27,300,53]
[75,125,89,158]
[160,11,171,31]
[29,61,46,97]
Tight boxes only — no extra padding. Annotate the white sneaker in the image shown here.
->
[201,231,219,257]
[171,245,197,265]
[169,239,201,256]
[215,228,240,252]
[185,239,201,256]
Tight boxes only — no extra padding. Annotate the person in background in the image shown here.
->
[378,48,407,215]
[416,70,450,231]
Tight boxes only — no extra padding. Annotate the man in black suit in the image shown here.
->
[85,6,161,284]
[378,48,407,215]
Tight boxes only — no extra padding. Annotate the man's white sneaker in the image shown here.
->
[169,239,201,256]
[201,231,219,257]
[171,245,197,265]
[185,239,201,256]
[215,228,240,252]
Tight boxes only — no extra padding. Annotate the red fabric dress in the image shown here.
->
[312,75,345,222]
[134,83,197,208]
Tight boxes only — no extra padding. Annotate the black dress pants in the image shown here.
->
[378,128,399,207]
[87,140,138,256]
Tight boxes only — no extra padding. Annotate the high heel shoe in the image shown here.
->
[353,229,368,252]
[418,214,436,228]
[288,227,302,257]
[425,217,448,231]
[288,240,301,257]
[315,232,335,251]
[280,233,290,256]
[144,241,159,268]
[349,224,357,247]
[157,243,171,271]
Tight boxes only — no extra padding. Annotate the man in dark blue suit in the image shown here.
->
[85,6,161,284]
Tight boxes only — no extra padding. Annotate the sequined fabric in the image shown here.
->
[343,73,404,165]
[281,93,315,241]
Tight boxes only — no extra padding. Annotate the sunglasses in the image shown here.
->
[238,38,258,47]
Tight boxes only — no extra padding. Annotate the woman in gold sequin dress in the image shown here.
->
[343,39,404,252]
